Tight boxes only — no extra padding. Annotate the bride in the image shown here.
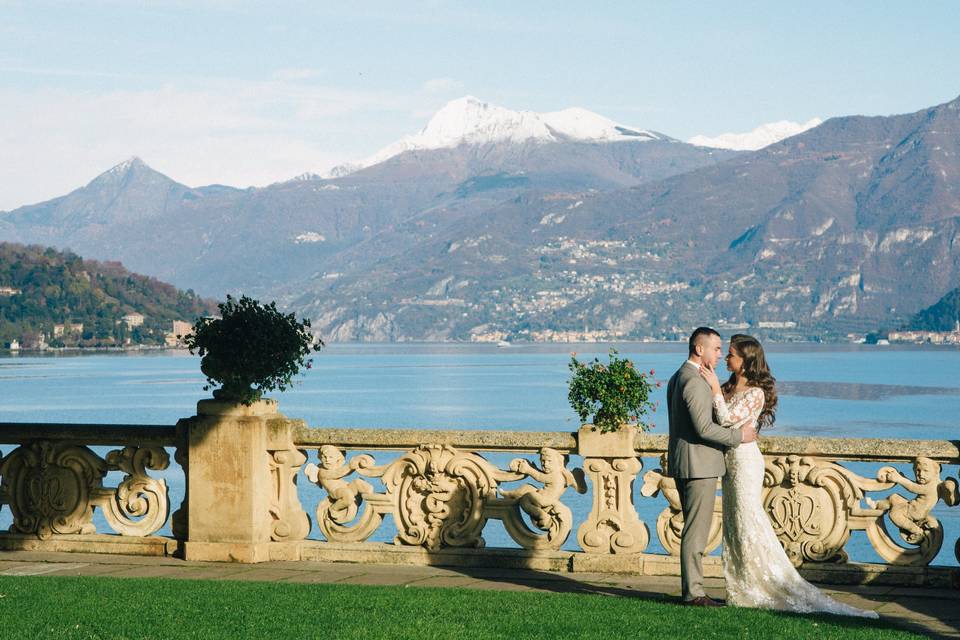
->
[699,334,878,618]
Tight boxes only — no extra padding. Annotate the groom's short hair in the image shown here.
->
[688,326,720,355]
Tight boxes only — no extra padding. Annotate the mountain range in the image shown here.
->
[2,94,958,341]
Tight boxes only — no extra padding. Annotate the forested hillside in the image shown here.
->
[904,287,960,332]
[0,242,216,348]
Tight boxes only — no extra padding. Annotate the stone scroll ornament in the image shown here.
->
[0,441,169,539]
[640,454,722,556]
[305,444,585,551]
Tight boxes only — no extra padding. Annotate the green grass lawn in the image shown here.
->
[0,575,920,639]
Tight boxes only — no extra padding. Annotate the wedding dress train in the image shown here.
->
[714,388,878,618]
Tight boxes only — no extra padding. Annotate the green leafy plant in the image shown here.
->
[568,349,659,433]
[184,295,323,405]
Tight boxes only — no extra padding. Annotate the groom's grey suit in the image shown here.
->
[667,361,744,601]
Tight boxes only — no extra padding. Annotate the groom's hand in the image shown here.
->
[741,425,758,443]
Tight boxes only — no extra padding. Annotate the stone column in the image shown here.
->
[576,425,649,554]
[181,399,307,563]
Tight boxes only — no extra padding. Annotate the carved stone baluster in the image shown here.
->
[266,420,310,542]
[305,442,521,551]
[576,426,648,554]
[762,454,859,566]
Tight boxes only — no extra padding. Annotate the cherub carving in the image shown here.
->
[304,445,373,524]
[641,454,724,555]
[867,457,959,544]
[500,448,584,530]
[641,454,685,535]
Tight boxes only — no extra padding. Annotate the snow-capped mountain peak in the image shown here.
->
[419,95,551,147]
[87,156,153,187]
[688,118,823,151]
[331,96,660,176]
[107,156,146,175]
[541,107,656,141]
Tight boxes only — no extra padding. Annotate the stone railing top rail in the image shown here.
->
[294,423,960,462]
[0,423,177,447]
[292,423,577,452]
[0,421,955,462]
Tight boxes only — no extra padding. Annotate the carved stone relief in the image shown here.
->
[864,457,959,565]
[494,447,586,549]
[0,441,169,539]
[304,444,585,551]
[268,444,310,542]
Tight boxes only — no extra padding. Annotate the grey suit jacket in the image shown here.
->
[666,362,743,479]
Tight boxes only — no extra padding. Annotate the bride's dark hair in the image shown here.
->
[722,334,778,429]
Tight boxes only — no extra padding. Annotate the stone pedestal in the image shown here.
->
[181,399,308,563]
[576,424,649,554]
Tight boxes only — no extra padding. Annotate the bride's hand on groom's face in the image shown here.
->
[699,363,722,395]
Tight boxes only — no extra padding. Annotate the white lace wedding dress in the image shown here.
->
[714,388,878,618]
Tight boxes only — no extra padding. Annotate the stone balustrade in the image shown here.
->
[0,422,176,555]
[0,402,958,587]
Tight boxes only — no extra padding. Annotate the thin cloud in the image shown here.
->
[0,78,426,210]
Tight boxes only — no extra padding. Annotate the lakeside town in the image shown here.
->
[4,310,960,352]
[2,316,195,352]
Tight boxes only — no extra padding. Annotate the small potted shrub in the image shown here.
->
[568,349,658,455]
[184,295,323,406]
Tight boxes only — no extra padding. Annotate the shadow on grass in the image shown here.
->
[431,561,944,638]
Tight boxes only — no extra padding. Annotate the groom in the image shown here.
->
[667,326,756,606]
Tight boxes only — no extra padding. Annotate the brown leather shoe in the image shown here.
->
[684,596,723,607]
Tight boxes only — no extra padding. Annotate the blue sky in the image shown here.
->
[1,0,959,210]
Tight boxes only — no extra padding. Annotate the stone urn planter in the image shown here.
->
[179,398,309,562]
[177,295,321,562]
[567,349,657,555]
[577,422,636,458]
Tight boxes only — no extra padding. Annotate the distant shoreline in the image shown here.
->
[3,341,959,358]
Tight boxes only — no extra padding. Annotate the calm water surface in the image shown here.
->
[1,344,957,565]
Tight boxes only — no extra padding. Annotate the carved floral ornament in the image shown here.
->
[0,441,170,539]
[304,444,586,550]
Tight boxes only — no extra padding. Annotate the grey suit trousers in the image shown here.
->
[677,476,716,601]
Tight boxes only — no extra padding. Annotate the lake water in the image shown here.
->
[1,343,958,565]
